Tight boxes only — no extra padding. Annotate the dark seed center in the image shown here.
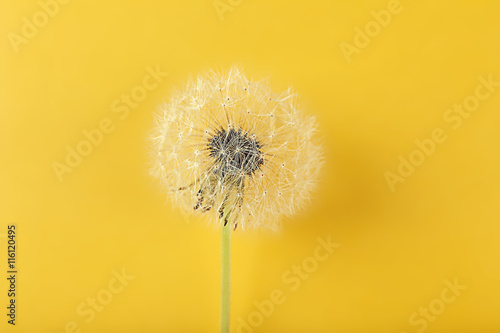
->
[208,127,264,177]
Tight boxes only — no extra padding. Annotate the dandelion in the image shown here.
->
[149,66,323,332]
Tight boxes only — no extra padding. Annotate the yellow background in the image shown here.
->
[1,0,499,332]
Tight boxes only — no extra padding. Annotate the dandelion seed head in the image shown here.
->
[149,66,323,230]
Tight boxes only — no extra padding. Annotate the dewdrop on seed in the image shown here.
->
[149,67,323,230]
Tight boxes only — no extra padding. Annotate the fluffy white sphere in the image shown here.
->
[149,67,323,230]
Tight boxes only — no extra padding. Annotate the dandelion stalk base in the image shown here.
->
[221,219,231,333]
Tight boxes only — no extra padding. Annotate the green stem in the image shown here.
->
[221,220,231,333]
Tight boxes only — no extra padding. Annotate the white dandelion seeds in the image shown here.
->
[149,66,323,231]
